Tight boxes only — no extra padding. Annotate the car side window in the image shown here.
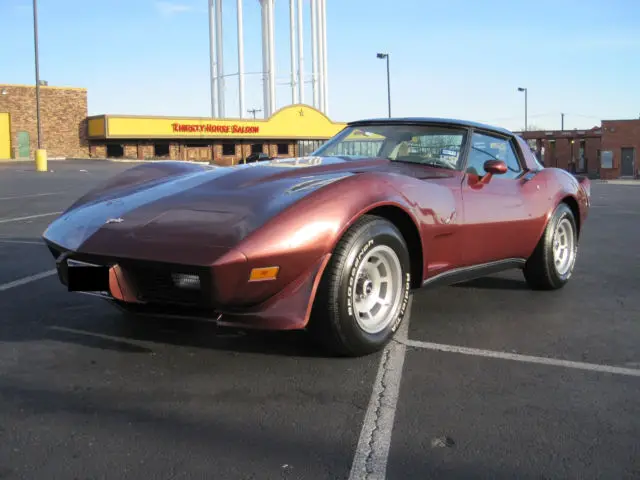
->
[466,132,523,179]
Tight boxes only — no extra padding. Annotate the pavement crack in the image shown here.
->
[364,347,391,478]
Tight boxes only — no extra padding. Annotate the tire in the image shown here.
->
[308,214,413,357]
[523,202,578,290]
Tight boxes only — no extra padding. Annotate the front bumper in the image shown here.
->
[49,241,216,308]
[46,240,332,331]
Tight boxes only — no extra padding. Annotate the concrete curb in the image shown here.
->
[596,179,640,185]
[1,157,211,166]
[64,157,212,166]
[0,157,67,162]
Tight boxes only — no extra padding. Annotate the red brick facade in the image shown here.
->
[518,119,640,179]
[600,120,640,179]
[0,84,89,158]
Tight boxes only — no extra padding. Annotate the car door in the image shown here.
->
[460,130,533,265]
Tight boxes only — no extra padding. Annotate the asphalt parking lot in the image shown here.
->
[1,160,639,479]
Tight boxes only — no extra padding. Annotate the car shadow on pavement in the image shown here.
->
[106,313,333,358]
[452,276,529,290]
[1,294,339,359]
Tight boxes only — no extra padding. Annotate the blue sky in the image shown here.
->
[1,0,638,131]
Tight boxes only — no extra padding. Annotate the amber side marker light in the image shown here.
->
[249,266,280,282]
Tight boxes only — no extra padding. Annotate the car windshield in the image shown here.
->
[312,124,468,170]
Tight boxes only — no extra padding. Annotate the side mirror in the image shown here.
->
[483,160,508,175]
[471,160,507,186]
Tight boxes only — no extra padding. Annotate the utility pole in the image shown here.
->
[561,113,565,131]
[248,108,262,119]
[32,0,46,172]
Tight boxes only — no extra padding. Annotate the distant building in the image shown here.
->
[0,84,88,159]
[515,120,640,179]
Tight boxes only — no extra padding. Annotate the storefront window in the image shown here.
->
[298,140,325,156]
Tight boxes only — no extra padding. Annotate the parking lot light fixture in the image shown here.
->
[518,87,528,132]
[377,53,391,118]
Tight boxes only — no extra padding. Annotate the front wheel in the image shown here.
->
[523,202,578,290]
[308,215,413,357]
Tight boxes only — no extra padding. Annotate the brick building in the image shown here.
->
[0,84,89,159]
[516,119,640,179]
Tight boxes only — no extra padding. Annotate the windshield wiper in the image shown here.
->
[389,158,455,170]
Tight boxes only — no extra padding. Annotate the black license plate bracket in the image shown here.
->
[67,265,110,292]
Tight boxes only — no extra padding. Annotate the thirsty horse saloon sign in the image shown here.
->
[171,123,260,134]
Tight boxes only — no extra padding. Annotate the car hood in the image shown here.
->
[42,156,449,264]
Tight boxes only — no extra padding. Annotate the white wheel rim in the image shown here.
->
[350,245,404,334]
[552,217,575,276]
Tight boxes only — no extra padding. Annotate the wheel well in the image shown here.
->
[365,205,423,289]
[561,196,581,234]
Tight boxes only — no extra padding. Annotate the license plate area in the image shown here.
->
[66,259,110,292]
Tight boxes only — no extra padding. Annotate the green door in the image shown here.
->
[17,131,30,158]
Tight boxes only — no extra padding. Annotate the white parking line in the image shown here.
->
[0,192,62,201]
[0,239,44,245]
[403,339,640,377]
[0,269,57,293]
[0,211,62,224]
[349,313,410,480]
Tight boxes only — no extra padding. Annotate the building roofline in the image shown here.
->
[85,104,342,124]
[0,83,87,91]
[601,118,640,122]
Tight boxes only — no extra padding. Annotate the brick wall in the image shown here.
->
[584,138,601,175]
[137,144,154,159]
[601,120,640,179]
[123,144,137,159]
[0,84,89,158]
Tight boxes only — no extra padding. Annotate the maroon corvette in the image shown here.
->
[43,118,590,356]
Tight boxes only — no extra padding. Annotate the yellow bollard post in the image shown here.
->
[35,149,47,172]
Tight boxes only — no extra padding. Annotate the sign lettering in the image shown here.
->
[171,123,260,134]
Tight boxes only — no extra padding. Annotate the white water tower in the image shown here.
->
[207,0,329,119]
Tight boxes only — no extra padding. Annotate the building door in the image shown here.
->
[16,131,30,158]
[621,148,635,177]
[0,113,10,159]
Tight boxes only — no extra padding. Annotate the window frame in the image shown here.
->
[461,128,527,180]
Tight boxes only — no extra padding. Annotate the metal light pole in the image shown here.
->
[32,0,46,171]
[377,53,391,117]
[518,87,528,131]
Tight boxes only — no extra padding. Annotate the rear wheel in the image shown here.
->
[308,215,413,357]
[523,203,578,290]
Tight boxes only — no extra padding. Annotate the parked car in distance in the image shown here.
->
[244,152,273,163]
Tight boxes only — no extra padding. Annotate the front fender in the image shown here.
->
[220,172,457,307]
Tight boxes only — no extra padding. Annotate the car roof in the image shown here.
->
[347,117,514,137]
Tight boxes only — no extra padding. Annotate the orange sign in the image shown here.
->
[171,123,260,134]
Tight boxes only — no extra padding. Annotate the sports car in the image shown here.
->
[43,118,591,356]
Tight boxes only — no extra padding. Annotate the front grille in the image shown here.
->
[125,264,208,306]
